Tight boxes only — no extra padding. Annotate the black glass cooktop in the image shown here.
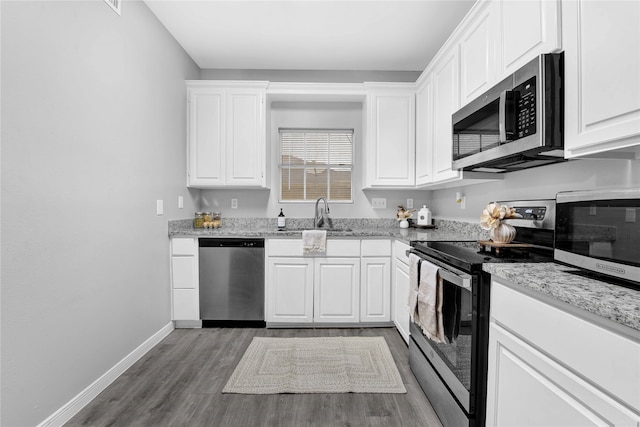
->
[410,240,554,273]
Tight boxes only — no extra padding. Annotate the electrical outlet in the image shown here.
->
[156,200,164,215]
[231,199,238,209]
[589,205,597,216]
[406,198,414,209]
[625,208,636,223]
[460,197,466,210]
[178,196,184,209]
[371,198,387,209]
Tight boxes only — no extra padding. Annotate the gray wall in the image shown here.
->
[429,159,640,221]
[200,101,431,219]
[1,1,199,425]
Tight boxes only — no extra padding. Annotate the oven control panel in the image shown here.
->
[513,206,547,220]
[499,199,556,231]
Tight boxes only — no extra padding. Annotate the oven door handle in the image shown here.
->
[438,268,472,291]
[405,250,473,290]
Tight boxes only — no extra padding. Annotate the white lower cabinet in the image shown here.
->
[266,238,392,326]
[487,278,640,426]
[267,258,314,323]
[392,240,411,344]
[360,258,391,323]
[314,258,360,323]
[170,238,199,322]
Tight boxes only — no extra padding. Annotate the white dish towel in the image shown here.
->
[417,259,447,344]
[302,230,327,254]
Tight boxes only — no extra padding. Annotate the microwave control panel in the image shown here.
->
[515,77,537,139]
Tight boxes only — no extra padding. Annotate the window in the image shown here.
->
[279,129,353,202]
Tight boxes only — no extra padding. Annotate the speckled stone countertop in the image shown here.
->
[168,217,487,243]
[484,262,640,332]
[169,217,639,332]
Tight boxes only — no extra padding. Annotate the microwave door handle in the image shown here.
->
[499,90,517,142]
[499,90,508,142]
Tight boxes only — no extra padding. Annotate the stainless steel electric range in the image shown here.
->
[408,199,556,427]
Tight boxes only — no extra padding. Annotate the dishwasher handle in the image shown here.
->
[199,238,264,248]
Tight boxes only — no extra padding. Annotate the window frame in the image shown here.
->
[278,128,355,204]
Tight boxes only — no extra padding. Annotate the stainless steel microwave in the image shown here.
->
[452,53,564,173]
[555,188,640,285]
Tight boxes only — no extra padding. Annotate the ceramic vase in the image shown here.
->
[399,219,409,229]
[490,222,516,243]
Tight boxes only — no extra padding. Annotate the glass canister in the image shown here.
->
[212,212,222,228]
[193,212,205,228]
[203,212,213,223]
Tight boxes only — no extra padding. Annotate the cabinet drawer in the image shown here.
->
[394,240,411,265]
[361,239,391,257]
[268,238,360,257]
[491,279,640,410]
[172,238,196,256]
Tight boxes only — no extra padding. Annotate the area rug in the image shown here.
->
[222,336,407,394]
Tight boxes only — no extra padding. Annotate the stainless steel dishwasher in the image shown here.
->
[199,238,265,327]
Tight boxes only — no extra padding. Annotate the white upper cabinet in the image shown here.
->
[431,49,462,183]
[415,75,433,186]
[497,0,561,78]
[187,81,268,188]
[563,0,640,159]
[364,84,416,188]
[459,2,498,106]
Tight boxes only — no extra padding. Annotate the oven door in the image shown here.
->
[409,258,477,414]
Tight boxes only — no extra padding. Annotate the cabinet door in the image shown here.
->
[431,50,462,183]
[366,90,416,187]
[392,259,410,344]
[360,258,391,323]
[415,75,433,186]
[487,323,639,426]
[314,258,360,323]
[187,88,225,187]
[459,3,497,106]
[267,258,314,323]
[173,289,199,321]
[226,89,266,186]
[563,0,640,158]
[498,0,561,77]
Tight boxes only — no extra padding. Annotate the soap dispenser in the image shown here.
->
[417,205,432,226]
[277,208,286,230]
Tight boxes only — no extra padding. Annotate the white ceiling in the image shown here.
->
[144,0,476,71]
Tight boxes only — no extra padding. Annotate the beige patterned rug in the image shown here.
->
[222,336,407,394]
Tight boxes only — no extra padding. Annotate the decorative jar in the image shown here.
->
[490,223,516,243]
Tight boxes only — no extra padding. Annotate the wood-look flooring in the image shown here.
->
[65,327,442,427]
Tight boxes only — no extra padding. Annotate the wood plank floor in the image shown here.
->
[65,327,443,427]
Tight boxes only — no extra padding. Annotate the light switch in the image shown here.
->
[178,196,184,209]
[156,200,164,215]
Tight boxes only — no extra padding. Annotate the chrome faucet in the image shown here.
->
[314,197,330,228]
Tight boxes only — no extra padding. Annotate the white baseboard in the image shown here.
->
[38,322,175,427]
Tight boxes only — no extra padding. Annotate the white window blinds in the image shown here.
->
[279,129,353,202]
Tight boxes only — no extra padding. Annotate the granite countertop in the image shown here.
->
[484,262,640,333]
[169,217,639,332]
[168,217,486,244]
